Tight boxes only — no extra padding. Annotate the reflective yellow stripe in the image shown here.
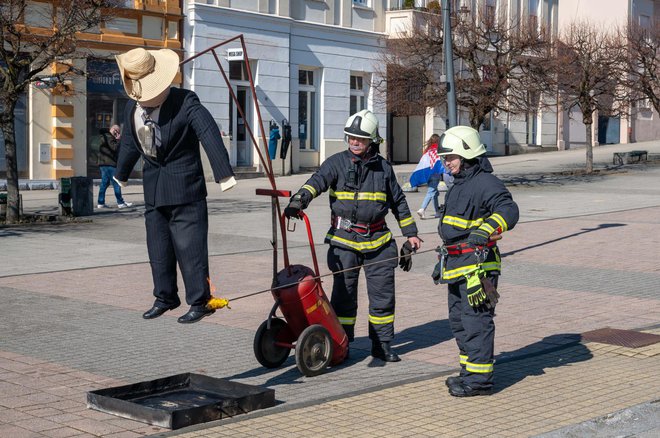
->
[338,317,356,325]
[326,231,392,251]
[479,223,496,235]
[369,314,395,324]
[302,185,317,197]
[329,190,387,202]
[490,213,508,232]
[465,361,494,373]
[443,215,484,230]
[482,261,500,271]
[442,262,501,280]
[398,216,415,227]
[459,354,468,365]
[442,264,480,280]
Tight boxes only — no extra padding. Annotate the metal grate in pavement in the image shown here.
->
[581,328,660,348]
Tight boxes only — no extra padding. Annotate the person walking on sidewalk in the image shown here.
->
[414,134,452,219]
[434,126,519,396]
[96,125,132,209]
[284,109,422,362]
[113,48,236,324]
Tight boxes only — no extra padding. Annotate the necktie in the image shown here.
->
[142,107,161,149]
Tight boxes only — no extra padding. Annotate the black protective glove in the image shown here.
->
[284,191,309,218]
[399,240,415,272]
[467,228,490,246]
[284,196,303,218]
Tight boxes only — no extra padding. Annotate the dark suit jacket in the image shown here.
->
[115,88,234,208]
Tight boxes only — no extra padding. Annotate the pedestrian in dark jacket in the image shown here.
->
[114,47,235,324]
[284,110,422,362]
[96,125,132,209]
[434,126,519,396]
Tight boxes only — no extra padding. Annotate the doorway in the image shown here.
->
[230,85,252,166]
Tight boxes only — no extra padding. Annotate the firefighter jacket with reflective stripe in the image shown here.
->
[299,149,418,253]
[438,156,519,283]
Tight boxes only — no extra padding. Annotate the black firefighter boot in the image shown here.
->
[371,341,401,362]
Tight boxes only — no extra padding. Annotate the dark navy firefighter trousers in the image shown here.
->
[327,239,398,343]
[448,274,498,390]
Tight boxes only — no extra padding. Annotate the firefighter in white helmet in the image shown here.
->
[285,110,422,362]
[433,125,519,396]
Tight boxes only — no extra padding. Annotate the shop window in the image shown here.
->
[167,21,178,39]
[483,0,496,26]
[104,17,138,34]
[143,16,164,40]
[0,94,28,178]
[528,0,539,36]
[229,60,249,81]
[298,69,317,151]
[24,2,52,28]
[299,70,314,86]
[86,59,130,178]
[350,74,366,115]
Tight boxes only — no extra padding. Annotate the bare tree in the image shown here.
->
[378,12,444,117]
[550,21,627,173]
[375,7,551,130]
[0,0,121,224]
[619,18,660,115]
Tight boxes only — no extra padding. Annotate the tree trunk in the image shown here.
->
[0,96,21,223]
[584,121,593,174]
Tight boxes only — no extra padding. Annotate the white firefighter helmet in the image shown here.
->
[344,110,382,144]
[437,126,486,160]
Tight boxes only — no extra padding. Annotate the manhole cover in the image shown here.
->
[582,328,660,348]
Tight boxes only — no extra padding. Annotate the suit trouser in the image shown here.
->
[145,199,210,311]
[327,240,398,343]
[447,275,497,389]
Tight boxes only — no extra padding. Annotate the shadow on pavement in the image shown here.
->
[494,333,592,393]
[394,319,455,354]
[501,223,625,258]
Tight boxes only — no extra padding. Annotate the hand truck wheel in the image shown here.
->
[295,324,333,377]
[253,318,291,368]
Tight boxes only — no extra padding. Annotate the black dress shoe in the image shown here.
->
[177,308,215,324]
[445,375,462,388]
[371,341,401,362]
[448,382,493,397]
[143,304,179,319]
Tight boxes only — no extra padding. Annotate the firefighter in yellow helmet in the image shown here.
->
[285,110,422,362]
[434,126,519,396]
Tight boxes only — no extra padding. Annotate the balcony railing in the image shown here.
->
[387,1,441,14]
[123,0,181,15]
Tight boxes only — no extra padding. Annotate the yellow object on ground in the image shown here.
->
[207,296,230,310]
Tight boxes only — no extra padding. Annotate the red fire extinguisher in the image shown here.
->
[253,212,348,377]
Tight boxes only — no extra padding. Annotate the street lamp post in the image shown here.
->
[442,0,457,128]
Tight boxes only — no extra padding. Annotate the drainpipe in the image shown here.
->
[442,0,457,127]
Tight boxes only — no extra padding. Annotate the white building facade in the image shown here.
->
[185,1,389,174]
[558,0,660,146]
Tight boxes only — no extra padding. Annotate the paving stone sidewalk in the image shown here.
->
[1,144,660,437]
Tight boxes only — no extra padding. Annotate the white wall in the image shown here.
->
[557,0,629,30]
[186,2,385,172]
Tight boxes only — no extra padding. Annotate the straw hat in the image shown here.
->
[115,48,179,102]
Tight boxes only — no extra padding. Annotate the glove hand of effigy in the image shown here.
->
[399,241,415,272]
[480,277,500,309]
[467,228,490,247]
